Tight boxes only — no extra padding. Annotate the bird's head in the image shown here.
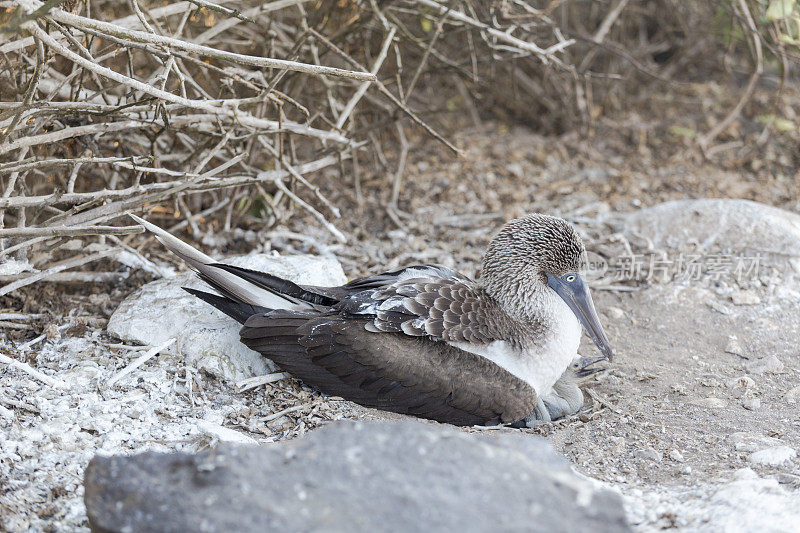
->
[482,213,614,360]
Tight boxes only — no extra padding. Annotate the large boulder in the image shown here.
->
[84,419,630,533]
[107,254,347,383]
[620,199,800,299]
[624,199,800,263]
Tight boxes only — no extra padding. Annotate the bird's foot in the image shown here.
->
[520,373,586,427]
[522,393,579,426]
[521,396,553,426]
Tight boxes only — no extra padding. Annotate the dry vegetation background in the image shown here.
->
[0,0,799,333]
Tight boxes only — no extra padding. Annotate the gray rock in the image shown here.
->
[785,385,800,404]
[624,199,800,259]
[776,473,800,487]
[690,397,727,408]
[623,199,800,295]
[728,432,785,453]
[84,420,630,533]
[748,446,797,466]
[724,335,745,357]
[107,254,347,383]
[669,449,684,463]
[606,306,626,320]
[730,289,761,305]
[707,469,800,528]
[725,375,755,390]
[746,355,785,376]
[633,447,662,462]
[741,398,761,411]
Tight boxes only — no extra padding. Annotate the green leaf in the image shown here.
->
[758,114,797,131]
[669,125,697,138]
[766,0,797,21]
[778,34,800,45]
[420,16,433,32]
[774,118,796,131]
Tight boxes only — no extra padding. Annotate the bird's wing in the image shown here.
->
[191,262,467,309]
[336,275,526,347]
[343,264,469,290]
[296,264,468,302]
[240,311,538,425]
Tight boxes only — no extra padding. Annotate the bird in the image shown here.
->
[130,213,613,427]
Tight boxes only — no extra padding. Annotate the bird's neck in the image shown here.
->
[483,279,559,331]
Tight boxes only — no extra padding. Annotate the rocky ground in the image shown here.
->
[1,120,799,531]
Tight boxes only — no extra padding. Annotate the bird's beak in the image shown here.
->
[546,273,614,361]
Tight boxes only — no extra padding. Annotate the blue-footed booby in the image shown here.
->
[130,213,613,426]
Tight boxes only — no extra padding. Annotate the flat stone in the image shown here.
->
[624,199,800,263]
[730,290,761,305]
[606,306,626,320]
[741,398,761,411]
[705,470,800,529]
[709,300,733,315]
[84,420,630,533]
[623,199,800,297]
[732,467,759,480]
[690,398,727,409]
[728,432,785,453]
[776,473,800,487]
[748,446,797,466]
[107,254,347,383]
[669,449,684,462]
[724,336,745,357]
[633,447,661,462]
[725,375,755,390]
[785,385,800,404]
[746,355,785,376]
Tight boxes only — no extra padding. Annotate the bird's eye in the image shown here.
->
[565,274,576,282]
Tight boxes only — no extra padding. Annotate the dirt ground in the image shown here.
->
[548,283,800,524]
[2,90,800,530]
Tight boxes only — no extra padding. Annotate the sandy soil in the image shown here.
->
[547,283,800,529]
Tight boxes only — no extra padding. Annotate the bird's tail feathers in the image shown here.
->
[210,263,338,307]
[129,214,311,310]
[182,287,271,324]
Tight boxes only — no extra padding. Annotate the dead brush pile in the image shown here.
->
[0,0,797,323]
